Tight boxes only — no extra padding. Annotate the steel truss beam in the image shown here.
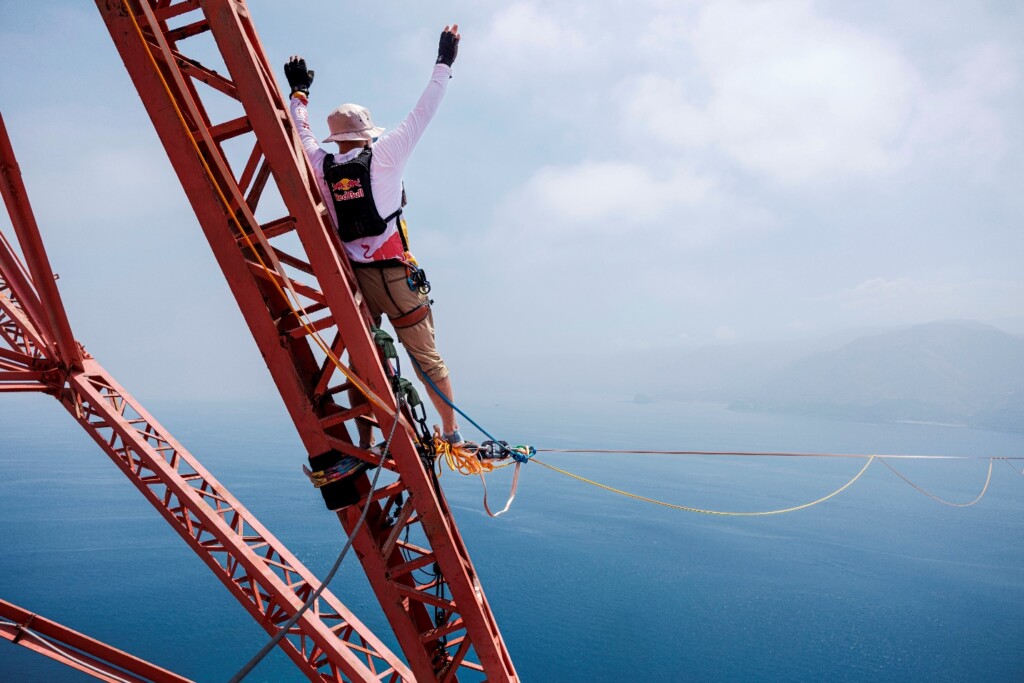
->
[1,113,409,680]
[0,114,81,372]
[95,1,517,680]
[62,360,409,681]
[0,597,192,683]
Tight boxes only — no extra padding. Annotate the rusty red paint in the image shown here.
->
[1,0,519,679]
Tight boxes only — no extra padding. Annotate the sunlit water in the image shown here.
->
[2,391,1022,681]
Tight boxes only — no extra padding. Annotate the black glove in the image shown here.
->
[436,26,459,67]
[284,56,314,95]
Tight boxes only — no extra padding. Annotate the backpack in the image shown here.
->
[322,148,401,243]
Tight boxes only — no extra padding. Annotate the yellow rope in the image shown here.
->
[123,3,409,432]
[433,432,495,476]
[530,456,875,516]
[878,457,994,507]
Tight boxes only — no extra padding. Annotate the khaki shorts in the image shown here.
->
[354,265,449,381]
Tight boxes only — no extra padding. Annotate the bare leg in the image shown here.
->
[424,375,459,436]
[348,368,457,445]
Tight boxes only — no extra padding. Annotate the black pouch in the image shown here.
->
[308,449,366,511]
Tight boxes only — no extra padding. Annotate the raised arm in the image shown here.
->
[284,56,327,168]
[373,25,461,169]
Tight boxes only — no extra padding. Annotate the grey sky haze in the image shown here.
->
[1,0,1022,404]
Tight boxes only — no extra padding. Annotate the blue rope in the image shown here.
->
[409,355,502,444]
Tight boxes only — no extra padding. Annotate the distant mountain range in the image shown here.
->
[634,321,1024,433]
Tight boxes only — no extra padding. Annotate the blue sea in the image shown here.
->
[1,391,1022,681]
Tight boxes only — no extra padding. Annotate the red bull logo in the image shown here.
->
[331,177,361,192]
[331,177,365,202]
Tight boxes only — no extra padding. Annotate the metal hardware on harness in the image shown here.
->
[406,263,431,294]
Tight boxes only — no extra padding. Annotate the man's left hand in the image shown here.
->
[436,24,461,66]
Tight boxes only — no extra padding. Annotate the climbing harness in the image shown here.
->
[370,261,433,333]
[325,148,431,300]
[389,300,431,329]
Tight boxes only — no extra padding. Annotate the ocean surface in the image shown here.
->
[1,391,1022,681]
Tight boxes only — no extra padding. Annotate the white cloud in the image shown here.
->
[476,0,1018,189]
[628,75,714,149]
[489,4,576,52]
[907,42,1017,169]
[627,0,1020,185]
[632,0,919,184]
[470,156,778,278]
[473,2,598,79]
[519,161,714,225]
[4,0,1016,398]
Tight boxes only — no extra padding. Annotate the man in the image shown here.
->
[284,25,468,449]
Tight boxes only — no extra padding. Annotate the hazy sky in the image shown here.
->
[1,0,1022,402]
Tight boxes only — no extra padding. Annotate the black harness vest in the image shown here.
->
[322,148,403,245]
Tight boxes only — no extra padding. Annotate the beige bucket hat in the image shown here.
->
[323,103,385,143]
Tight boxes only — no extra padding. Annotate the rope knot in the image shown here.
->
[510,445,536,464]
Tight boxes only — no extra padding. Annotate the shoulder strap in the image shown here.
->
[322,147,409,252]
[364,147,409,253]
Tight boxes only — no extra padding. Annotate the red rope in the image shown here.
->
[536,448,1023,460]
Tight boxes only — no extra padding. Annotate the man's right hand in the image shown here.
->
[436,24,460,67]
[284,56,314,96]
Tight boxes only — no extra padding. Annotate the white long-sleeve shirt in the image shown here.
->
[289,63,452,264]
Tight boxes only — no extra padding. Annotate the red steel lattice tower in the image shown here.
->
[2,110,411,682]
[94,1,519,680]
